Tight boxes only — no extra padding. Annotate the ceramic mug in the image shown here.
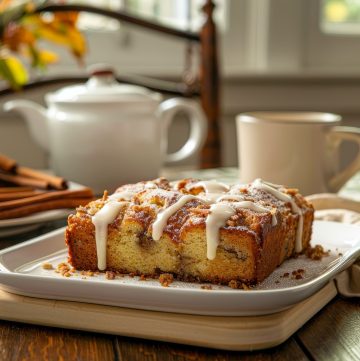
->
[236,111,360,195]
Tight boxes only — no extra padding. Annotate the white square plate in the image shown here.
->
[0,220,359,316]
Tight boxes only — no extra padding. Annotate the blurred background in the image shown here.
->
[1,0,360,170]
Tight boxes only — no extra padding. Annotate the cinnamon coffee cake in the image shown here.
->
[65,178,314,284]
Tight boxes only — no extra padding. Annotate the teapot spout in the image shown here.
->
[3,100,49,152]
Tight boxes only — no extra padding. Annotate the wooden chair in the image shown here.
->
[0,0,221,168]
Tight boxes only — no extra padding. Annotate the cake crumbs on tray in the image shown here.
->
[41,262,53,270]
[291,268,305,280]
[159,273,174,287]
[279,269,305,281]
[228,280,251,290]
[201,284,213,290]
[305,244,330,260]
[84,271,95,277]
[55,262,72,277]
[105,271,116,280]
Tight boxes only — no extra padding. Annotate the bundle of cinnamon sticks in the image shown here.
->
[0,153,94,220]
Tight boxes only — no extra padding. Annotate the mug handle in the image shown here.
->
[158,98,208,163]
[328,126,360,192]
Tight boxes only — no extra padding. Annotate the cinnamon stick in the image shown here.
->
[0,188,94,211]
[0,153,67,189]
[0,191,43,202]
[0,172,49,189]
[0,154,17,172]
[0,187,35,193]
[0,198,93,220]
[16,166,68,190]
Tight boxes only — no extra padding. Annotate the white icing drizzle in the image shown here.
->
[252,178,303,252]
[92,201,126,270]
[216,194,246,203]
[260,180,284,189]
[152,195,197,241]
[108,190,134,201]
[197,192,226,204]
[188,180,230,194]
[144,182,158,189]
[206,203,236,260]
[218,195,277,226]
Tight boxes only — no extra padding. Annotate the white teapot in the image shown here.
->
[4,66,207,193]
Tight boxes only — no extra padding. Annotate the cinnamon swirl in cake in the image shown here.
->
[65,178,314,284]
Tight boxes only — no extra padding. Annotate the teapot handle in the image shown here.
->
[158,98,208,163]
[328,126,360,192]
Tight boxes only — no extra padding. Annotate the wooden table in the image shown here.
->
[0,220,359,361]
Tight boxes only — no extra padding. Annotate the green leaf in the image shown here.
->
[0,56,28,89]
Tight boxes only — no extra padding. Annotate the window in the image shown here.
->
[17,0,360,79]
[71,0,122,31]
[46,0,240,77]
[123,0,227,32]
[52,0,360,76]
[303,0,360,70]
[322,0,360,35]
[65,0,227,32]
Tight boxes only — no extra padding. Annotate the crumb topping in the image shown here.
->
[42,262,53,270]
[228,280,252,290]
[105,271,116,280]
[55,262,71,276]
[305,245,330,260]
[201,284,213,290]
[76,178,311,238]
[159,273,174,287]
[291,268,305,280]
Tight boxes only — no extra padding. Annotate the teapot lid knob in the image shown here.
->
[87,63,115,77]
[87,64,116,88]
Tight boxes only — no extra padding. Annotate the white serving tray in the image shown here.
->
[0,221,359,316]
[0,282,337,351]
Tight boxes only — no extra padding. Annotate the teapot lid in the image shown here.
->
[49,65,162,104]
